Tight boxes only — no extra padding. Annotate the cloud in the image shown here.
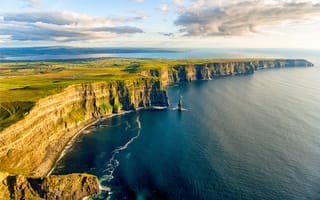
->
[0,11,144,42]
[3,12,105,26]
[172,0,185,6]
[158,32,175,37]
[130,0,144,3]
[93,26,144,34]
[0,36,8,44]
[24,0,43,9]
[113,14,147,22]
[174,0,320,36]
[160,4,170,12]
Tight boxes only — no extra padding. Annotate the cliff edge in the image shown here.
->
[0,78,168,176]
[140,59,314,86]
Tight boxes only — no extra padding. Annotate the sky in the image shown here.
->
[0,0,320,48]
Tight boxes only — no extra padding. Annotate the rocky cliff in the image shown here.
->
[141,59,313,86]
[0,78,168,176]
[0,172,99,199]
[0,58,312,199]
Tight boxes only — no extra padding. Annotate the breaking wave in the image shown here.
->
[100,116,142,185]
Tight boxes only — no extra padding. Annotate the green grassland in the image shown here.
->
[0,57,273,131]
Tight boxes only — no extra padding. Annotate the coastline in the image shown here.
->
[46,111,134,176]
[47,106,168,176]
[0,58,313,198]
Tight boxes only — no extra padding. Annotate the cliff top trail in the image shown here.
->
[0,58,312,132]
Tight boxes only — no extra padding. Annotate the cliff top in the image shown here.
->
[0,58,312,131]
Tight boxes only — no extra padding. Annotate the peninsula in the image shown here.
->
[0,58,313,199]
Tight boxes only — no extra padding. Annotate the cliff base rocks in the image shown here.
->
[0,172,99,200]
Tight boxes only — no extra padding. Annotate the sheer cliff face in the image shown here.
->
[0,172,99,200]
[0,78,168,176]
[157,59,313,87]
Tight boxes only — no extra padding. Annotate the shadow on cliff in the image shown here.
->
[6,176,16,199]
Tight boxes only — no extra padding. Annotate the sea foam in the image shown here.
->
[100,116,142,185]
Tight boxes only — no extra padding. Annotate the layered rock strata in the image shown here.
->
[142,59,314,86]
[0,78,168,176]
[0,172,99,200]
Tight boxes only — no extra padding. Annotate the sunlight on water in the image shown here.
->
[52,49,320,200]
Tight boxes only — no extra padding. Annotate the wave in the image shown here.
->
[124,121,131,132]
[48,111,134,176]
[171,106,188,111]
[100,116,142,185]
[150,106,168,110]
[99,184,111,192]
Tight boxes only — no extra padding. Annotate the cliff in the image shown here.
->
[140,59,313,86]
[0,172,99,199]
[0,58,312,199]
[0,78,168,176]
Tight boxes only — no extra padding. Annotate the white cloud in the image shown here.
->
[0,11,144,42]
[24,0,43,9]
[30,0,42,8]
[130,0,144,3]
[172,0,185,6]
[175,0,320,36]
[0,36,9,44]
[3,11,113,26]
[160,4,170,12]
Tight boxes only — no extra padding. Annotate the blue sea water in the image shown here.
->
[38,48,320,200]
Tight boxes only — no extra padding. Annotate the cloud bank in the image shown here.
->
[0,11,144,42]
[175,0,320,36]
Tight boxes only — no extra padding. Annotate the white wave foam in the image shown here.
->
[124,121,131,132]
[101,116,142,184]
[48,111,134,176]
[136,117,141,129]
[99,184,111,192]
[171,106,188,111]
[150,106,168,110]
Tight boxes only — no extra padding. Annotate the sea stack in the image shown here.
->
[178,96,182,111]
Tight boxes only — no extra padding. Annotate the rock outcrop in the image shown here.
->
[0,172,99,200]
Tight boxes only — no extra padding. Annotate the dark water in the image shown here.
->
[52,62,320,199]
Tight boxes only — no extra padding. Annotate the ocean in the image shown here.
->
[29,48,320,200]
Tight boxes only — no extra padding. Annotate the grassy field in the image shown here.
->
[0,57,273,131]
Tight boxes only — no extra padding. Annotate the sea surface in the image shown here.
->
[42,48,320,200]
